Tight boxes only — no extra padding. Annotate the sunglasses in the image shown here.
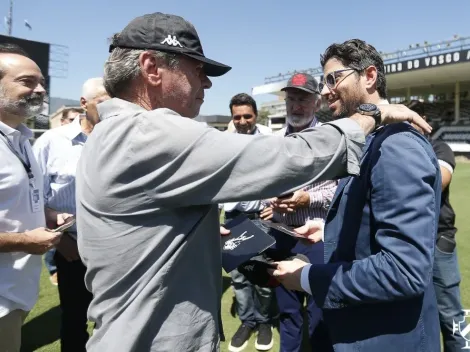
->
[233,114,254,120]
[318,68,358,92]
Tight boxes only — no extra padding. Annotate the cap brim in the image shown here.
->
[281,86,318,94]
[184,53,231,77]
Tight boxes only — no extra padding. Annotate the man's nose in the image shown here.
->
[202,73,212,89]
[320,84,331,97]
[35,83,46,94]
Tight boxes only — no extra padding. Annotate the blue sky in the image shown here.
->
[2,0,469,115]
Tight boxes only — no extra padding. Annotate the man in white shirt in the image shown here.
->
[0,43,70,351]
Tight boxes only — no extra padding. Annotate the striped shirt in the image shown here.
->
[32,116,87,234]
[271,118,338,226]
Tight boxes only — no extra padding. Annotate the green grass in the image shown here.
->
[21,163,470,352]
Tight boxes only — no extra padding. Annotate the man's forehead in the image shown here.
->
[232,104,255,114]
[0,53,43,79]
[323,58,347,74]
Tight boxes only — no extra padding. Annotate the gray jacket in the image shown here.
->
[76,98,365,351]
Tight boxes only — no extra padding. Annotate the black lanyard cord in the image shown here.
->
[0,129,34,180]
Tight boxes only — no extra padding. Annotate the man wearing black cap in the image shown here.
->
[75,13,431,352]
[260,73,337,351]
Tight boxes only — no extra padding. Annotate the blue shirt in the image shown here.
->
[32,116,87,234]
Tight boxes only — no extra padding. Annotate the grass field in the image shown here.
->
[20,163,470,352]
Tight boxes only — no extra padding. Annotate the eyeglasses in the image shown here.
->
[233,114,254,121]
[318,68,358,92]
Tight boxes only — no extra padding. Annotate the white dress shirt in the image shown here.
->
[0,120,45,318]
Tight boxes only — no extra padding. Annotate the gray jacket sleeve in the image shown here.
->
[133,111,365,206]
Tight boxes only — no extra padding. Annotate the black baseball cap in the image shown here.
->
[109,12,231,77]
[281,73,319,94]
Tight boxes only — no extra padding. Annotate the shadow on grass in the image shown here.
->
[222,275,232,295]
[21,306,61,352]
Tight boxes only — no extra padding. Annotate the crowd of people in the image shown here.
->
[0,10,466,352]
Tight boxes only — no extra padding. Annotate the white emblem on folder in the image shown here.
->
[223,231,254,251]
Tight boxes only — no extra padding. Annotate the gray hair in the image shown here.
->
[81,77,106,101]
[103,46,180,98]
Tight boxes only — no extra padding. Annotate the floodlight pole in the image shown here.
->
[7,0,13,35]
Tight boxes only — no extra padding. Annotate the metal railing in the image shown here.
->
[264,36,470,84]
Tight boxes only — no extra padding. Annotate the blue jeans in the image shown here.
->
[44,248,57,275]
[433,246,468,351]
[231,268,274,328]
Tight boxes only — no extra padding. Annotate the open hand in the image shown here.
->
[294,219,324,244]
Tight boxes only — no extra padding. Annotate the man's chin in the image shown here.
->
[287,116,314,128]
[25,106,43,117]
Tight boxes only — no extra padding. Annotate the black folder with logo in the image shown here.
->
[221,214,276,273]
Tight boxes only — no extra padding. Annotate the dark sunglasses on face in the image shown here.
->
[318,68,357,93]
[233,114,254,121]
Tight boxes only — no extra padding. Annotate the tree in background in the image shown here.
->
[257,109,270,126]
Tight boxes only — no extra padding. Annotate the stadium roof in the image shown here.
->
[253,36,470,96]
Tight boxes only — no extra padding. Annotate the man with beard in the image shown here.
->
[0,43,70,352]
[269,39,441,352]
[260,73,337,352]
[33,77,109,352]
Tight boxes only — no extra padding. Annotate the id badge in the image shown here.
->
[30,187,41,213]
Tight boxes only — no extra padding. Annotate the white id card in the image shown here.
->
[30,187,41,213]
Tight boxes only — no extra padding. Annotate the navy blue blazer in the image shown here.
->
[307,123,442,351]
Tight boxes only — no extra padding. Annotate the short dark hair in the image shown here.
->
[0,43,30,80]
[406,100,425,117]
[320,39,387,99]
[229,93,258,116]
[0,43,29,57]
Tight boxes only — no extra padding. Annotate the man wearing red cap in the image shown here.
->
[261,73,337,352]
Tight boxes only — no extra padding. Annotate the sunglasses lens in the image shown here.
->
[326,73,336,88]
[318,82,324,92]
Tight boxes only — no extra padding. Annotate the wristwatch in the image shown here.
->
[356,103,381,129]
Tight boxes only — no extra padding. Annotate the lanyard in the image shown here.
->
[0,130,34,180]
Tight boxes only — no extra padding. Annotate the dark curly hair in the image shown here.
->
[320,39,387,99]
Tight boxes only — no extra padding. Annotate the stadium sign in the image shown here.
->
[385,49,470,74]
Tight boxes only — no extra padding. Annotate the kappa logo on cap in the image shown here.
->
[160,35,183,48]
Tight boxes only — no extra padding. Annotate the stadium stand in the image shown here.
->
[252,36,470,157]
